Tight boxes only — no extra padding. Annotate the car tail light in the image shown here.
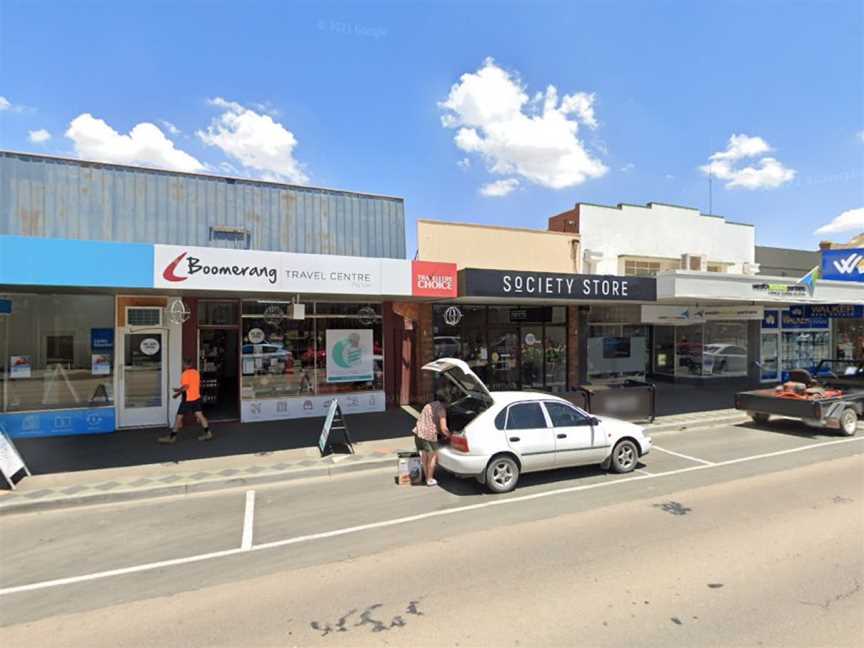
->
[450,434,470,453]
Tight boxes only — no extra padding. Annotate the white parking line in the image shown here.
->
[652,445,715,465]
[635,468,654,476]
[241,490,256,551]
[1,436,862,597]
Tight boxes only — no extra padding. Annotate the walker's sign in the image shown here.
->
[460,268,657,302]
[153,245,457,298]
[821,248,864,283]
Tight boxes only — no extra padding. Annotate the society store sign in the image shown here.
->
[821,248,864,282]
[641,305,764,324]
[460,269,657,301]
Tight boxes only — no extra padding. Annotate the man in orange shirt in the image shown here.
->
[159,358,212,443]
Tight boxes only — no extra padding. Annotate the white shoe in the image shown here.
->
[426,479,438,487]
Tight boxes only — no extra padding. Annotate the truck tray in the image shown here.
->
[735,389,823,420]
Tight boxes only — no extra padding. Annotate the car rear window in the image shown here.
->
[506,403,547,430]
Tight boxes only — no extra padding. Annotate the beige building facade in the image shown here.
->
[417,219,580,273]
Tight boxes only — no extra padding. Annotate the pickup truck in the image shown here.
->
[735,359,864,436]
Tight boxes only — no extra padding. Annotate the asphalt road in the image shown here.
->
[1,415,863,647]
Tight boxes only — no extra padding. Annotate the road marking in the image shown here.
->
[241,490,256,551]
[635,468,654,476]
[402,405,420,419]
[1,436,862,597]
[652,445,715,465]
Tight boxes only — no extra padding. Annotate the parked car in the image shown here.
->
[423,358,653,493]
[702,344,747,374]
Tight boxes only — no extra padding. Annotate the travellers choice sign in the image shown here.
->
[641,305,764,324]
[154,245,457,298]
[460,269,657,302]
[821,248,864,283]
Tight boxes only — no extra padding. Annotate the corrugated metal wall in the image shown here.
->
[0,152,406,259]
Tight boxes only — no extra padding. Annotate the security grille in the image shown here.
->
[127,307,162,327]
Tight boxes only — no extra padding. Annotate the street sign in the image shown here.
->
[318,400,354,457]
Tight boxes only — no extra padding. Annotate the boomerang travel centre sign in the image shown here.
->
[460,269,657,301]
[154,245,457,297]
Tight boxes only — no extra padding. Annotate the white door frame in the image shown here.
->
[117,326,170,428]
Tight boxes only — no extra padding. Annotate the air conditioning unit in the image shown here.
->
[681,254,707,272]
[126,306,162,327]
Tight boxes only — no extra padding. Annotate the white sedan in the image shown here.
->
[425,358,653,493]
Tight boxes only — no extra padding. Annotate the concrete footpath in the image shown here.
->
[0,407,750,516]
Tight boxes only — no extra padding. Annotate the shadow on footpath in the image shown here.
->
[14,408,417,476]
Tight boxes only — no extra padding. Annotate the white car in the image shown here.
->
[425,358,652,493]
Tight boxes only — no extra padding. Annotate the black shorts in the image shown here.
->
[178,399,203,415]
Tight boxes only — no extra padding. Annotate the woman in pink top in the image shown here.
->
[413,393,451,486]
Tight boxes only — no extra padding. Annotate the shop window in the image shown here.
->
[239,302,383,402]
[653,326,675,375]
[707,263,727,273]
[702,322,748,376]
[676,325,703,376]
[781,331,831,375]
[836,319,864,361]
[1,294,115,412]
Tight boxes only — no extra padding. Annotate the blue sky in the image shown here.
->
[1,0,862,256]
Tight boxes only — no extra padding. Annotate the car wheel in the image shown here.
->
[750,412,771,425]
[840,408,858,436]
[610,439,638,474]
[485,455,519,493]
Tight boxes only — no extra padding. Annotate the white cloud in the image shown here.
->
[814,207,864,235]
[457,157,471,169]
[0,95,26,112]
[858,130,864,143]
[665,174,675,180]
[479,178,519,197]
[28,129,51,143]
[439,58,607,190]
[160,120,181,135]
[700,134,795,189]
[620,162,635,173]
[197,98,308,184]
[65,113,204,173]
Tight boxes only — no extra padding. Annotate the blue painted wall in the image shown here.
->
[0,235,153,288]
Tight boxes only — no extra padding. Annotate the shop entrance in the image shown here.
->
[198,328,240,421]
[119,330,168,428]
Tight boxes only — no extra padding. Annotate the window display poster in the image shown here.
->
[92,353,112,376]
[326,329,373,383]
[90,328,114,350]
[10,356,31,379]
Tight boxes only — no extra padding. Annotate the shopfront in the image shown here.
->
[0,235,457,436]
[641,305,762,381]
[416,268,657,396]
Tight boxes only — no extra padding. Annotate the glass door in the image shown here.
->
[488,328,519,391]
[120,331,168,427]
[520,325,545,390]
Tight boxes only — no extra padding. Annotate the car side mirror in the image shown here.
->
[589,416,600,426]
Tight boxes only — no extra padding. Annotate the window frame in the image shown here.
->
[503,400,552,431]
[542,400,591,427]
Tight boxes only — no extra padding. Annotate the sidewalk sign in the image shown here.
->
[0,429,31,490]
[318,399,354,456]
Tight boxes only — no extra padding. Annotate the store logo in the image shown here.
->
[162,250,278,284]
[163,252,189,282]
[412,261,458,297]
[832,252,864,276]
[444,306,463,326]
[332,333,364,368]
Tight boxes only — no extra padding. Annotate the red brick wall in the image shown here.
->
[548,205,580,233]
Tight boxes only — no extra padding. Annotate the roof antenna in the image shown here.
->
[708,165,713,216]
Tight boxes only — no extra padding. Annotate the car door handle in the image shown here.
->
[509,436,520,442]
[557,433,567,439]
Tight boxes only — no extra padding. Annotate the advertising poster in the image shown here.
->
[9,355,31,379]
[326,329,373,383]
[91,354,112,376]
